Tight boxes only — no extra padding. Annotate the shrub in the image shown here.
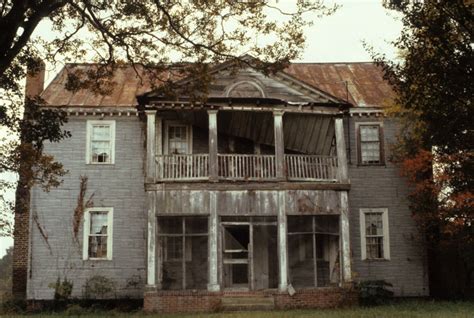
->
[357,280,394,306]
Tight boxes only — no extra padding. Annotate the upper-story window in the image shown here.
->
[83,207,113,260]
[357,123,384,165]
[360,208,390,260]
[86,120,115,164]
[164,122,192,154]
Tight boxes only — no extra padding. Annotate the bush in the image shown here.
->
[357,280,394,306]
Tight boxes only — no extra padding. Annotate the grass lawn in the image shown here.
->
[1,301,473,318]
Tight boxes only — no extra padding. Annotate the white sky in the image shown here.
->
[0,0,402,258]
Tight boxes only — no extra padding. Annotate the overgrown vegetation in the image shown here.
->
[356,280,394,306]
[374,0,474,298]
[0,247,12,301]
[1,300,474,317]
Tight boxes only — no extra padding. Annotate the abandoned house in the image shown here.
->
[13,58,429,313]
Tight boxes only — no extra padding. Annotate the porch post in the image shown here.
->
[335,117,352,282]
[146,110,157,183]
[208,191,220,291]
[339,191,352,283]
[155,115,163,179]
[208,110,218,182]
[334,117,348,182]
[277,191,288,291]
[273,110,285,180]
[146,191,157,287]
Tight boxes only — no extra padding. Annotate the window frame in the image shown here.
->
[86,120,116,164]
[359,208,390,261]
[163,121,193,155]
[355,122,385,166]
[83,207,114,261]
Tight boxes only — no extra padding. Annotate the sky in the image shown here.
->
[0,0,402,258]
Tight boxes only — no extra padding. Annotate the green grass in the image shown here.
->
[1,300,474,318]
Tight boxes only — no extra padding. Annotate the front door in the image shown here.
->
[222,224,252,290]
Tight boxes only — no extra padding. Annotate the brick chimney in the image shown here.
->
[25,60,45,99]
[12,60,46,300]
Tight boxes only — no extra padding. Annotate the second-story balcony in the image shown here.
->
[144,99,349,185]
[155,153,338,182]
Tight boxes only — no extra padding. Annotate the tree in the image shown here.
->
[376,0,473,297]
[0,1,337,235]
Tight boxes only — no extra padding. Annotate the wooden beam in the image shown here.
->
[273,111,285,180]
[146,110,157,182]
[145,181,351,192]
[156,116,163,179]
[208,110,219,182]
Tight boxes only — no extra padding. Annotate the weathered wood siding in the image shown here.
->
[155,189,342,216]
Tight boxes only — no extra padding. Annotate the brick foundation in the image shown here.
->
[144,287,358,313]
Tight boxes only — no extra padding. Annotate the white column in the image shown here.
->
[273,111,285,180]
[339,191,352,283]
[208,191,220,291]
[277,191,288,291]
[335,117,348,182]
[146,110,157,183]
[208,110,218,182]
[155,116,163,179]
[334,117,351,283]
[146,191,157,287]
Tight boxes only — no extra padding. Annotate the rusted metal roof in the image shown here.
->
[41,62,394,108]
[284,63,394,107]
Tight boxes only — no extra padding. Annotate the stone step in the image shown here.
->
[221,296,275,312]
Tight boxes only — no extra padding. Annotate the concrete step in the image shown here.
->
[221,296,275,312]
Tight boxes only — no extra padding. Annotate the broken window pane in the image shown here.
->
[88,211,108,259]
[90,124,113,163]
[365,212,384,259]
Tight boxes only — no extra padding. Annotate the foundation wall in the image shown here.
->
[143,288,357,313]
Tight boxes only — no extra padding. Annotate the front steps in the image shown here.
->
[221,295,275,311]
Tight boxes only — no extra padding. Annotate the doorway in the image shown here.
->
[221,217,278,290]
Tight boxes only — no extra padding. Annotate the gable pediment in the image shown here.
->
[139,57,347,105]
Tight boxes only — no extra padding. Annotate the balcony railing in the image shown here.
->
[218,154,276,181]
[155,154,338,182]
[156,154,209,181]
[285,154,338,181]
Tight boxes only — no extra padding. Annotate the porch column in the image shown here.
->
[155,115,163,179]
[146,191,157,287]
[340,191,352,283]
[208,191,220,291]
[335,117,348,182]
[208,110,218,182]
[146,110,157,183]
[273,110,285,180]
[277,191,288,291]
[335,117,351,282]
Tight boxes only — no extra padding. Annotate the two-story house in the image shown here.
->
[15,58,429,313]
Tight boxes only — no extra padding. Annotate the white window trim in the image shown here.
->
[355,121,384,165]
[83,207,114,261]
[360,208,390,260]
[163,121,193,155]
[86,120,116,164]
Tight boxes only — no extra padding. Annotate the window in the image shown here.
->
[83,207,113,260]
[360,208,390,260]
[357,123,384,165]
[287,216,340,287]
[158,217,208,290]
[86,120,115,164]
[164,122,192,154]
